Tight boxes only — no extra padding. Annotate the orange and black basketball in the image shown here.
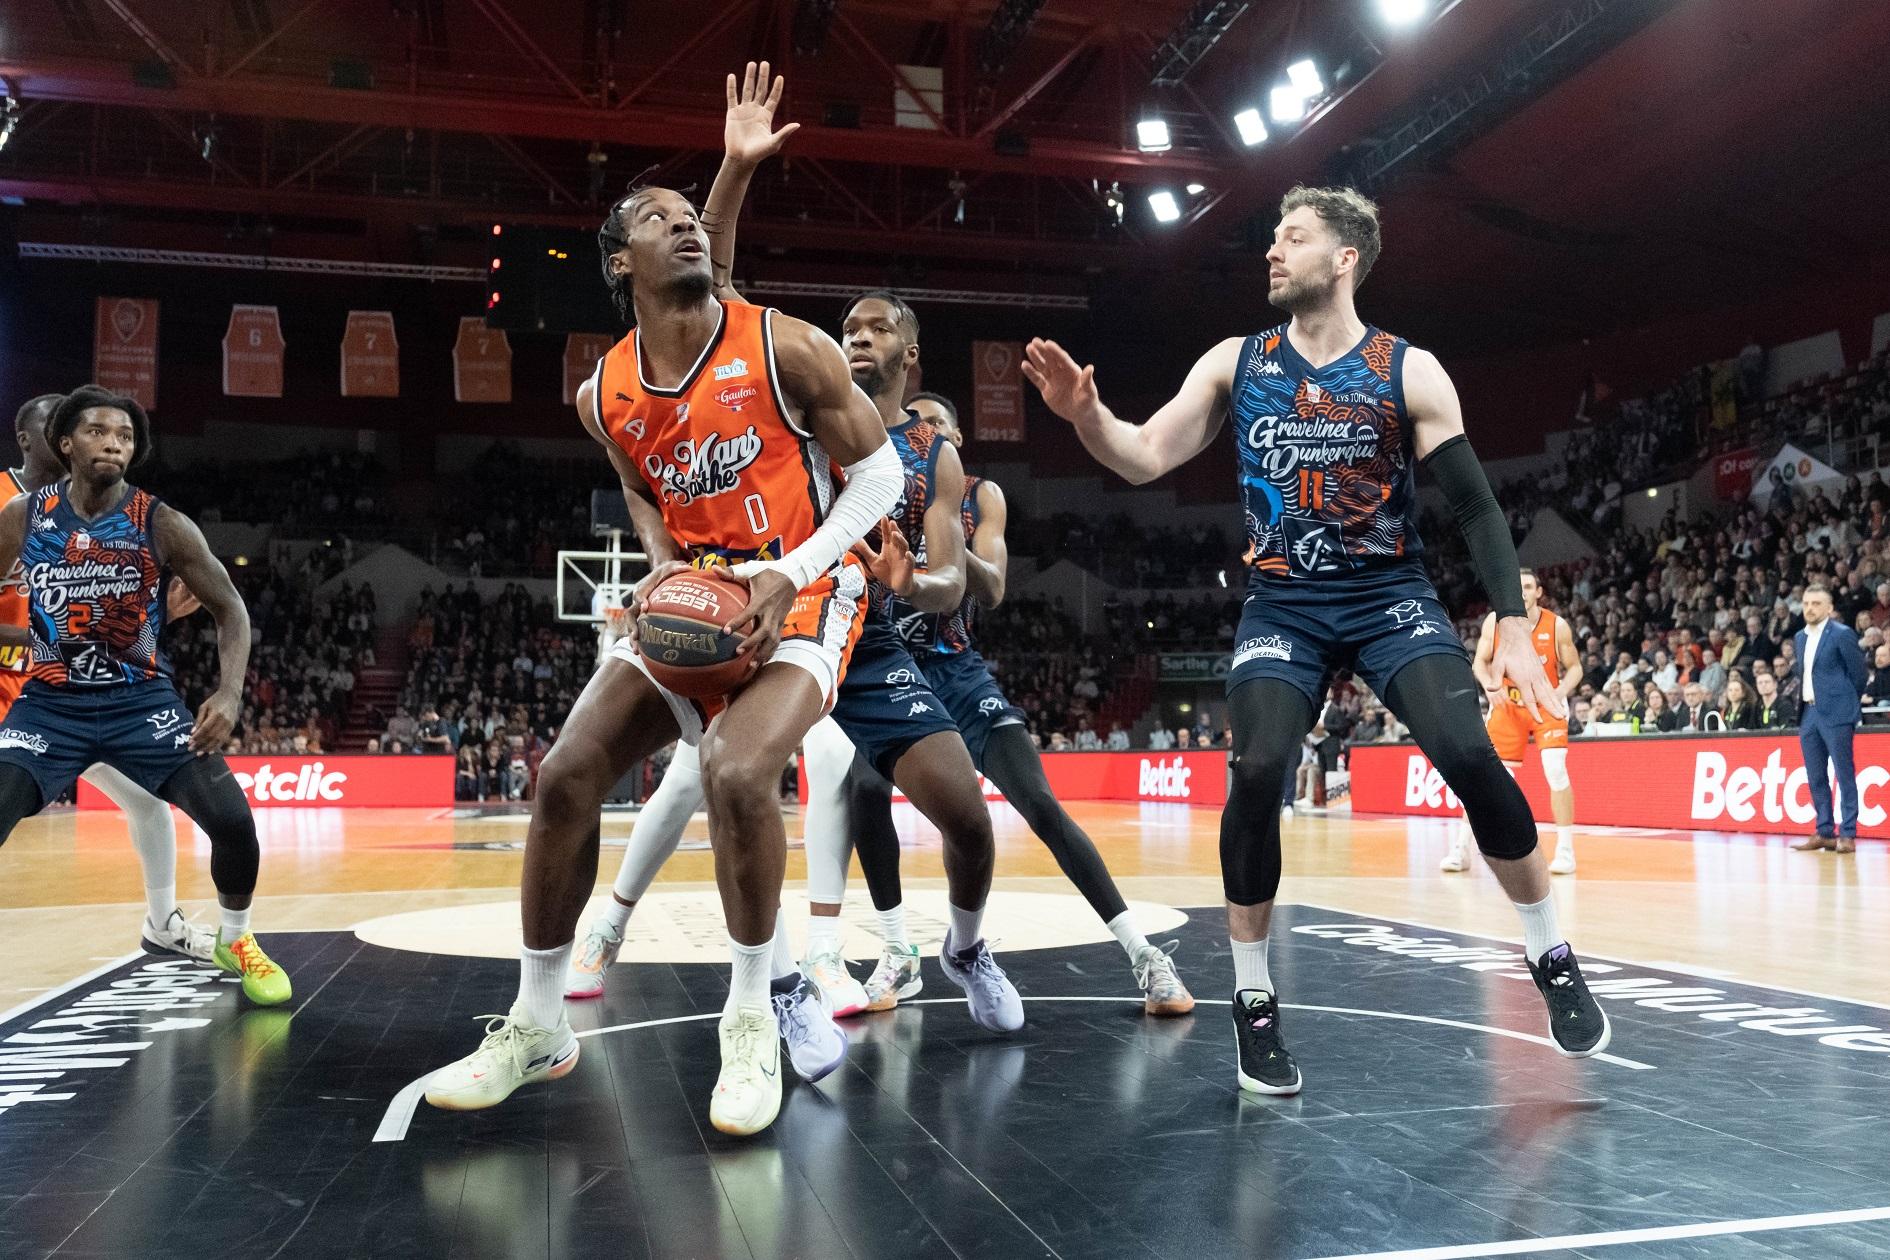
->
[636,569,757,699]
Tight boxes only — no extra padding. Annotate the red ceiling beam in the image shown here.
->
[487,133,587,209]
[464,0,596,107]
[218,0,332,78]
[617,1,758,110]
[1,54,1221,180]
[976,27,1101,139]
[97,0,194,75]
[271,122,381,190]
[831,10,955,136]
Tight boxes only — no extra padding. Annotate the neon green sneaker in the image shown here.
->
[214,931,293,1006]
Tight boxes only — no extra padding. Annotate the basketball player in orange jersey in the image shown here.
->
[423,70,906,1137]
[5,394,217,961]
[1444,569,1583,875]
[1024,185,1610,1097]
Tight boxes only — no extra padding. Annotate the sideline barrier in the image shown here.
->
[77,755,456,809]
[1350,732,1890,839]
[801,749,1231,807]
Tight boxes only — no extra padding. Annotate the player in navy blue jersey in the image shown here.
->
[0,385,290,1005]
[841,390,1194,1016]
[1024,185,1609,1096]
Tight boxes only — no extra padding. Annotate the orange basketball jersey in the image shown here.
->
[592,300,835,571]
[1497,608,1563,694]
[0,470,31,712]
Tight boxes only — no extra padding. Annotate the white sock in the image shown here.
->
[771,908,797,979]
[1450,820,1470,852]
[948,902,985,952]
[806,913,841,957]
[1230,936,1272,996]
[1555,824,1573,852]
[602,896,634,936]
[877,905,907,949]
[219,904,251,941]
[1513,893,1562,962]
[517,942,572,1029]
[145,883,178,929]
[727,935,774,1016]
[1106,910,1150,961]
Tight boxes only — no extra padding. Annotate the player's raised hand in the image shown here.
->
[1493,616,1567,723]
[724,61,799,166]
[1021,338,1100,426]
[851,517,916,595]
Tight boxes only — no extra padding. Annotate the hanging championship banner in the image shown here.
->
[972,340,1025,442]
[562,332,615,406]
[222,305,286,397]
[453,317,512,403]
[93,297,160,410]
[341,311,400,397]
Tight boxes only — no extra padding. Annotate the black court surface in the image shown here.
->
[4,906,1890,1260]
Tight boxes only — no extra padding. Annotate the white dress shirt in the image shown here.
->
[1803,620,1825,705]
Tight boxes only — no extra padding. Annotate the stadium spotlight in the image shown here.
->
[1186,182,1205,195]
[1268,84,1306,123]
[1136,117,1172,152]
[1287,59,1323,98]
[1378,0,1427,26]
[1149,190,1182,223]
[1233,107,1268,146]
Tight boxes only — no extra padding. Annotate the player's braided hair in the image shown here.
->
[48,384,153,471]
[597,168,703,325]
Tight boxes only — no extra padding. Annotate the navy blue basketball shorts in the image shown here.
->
[0,679,198,805]
[828,620,961,779]
[918,648,1027,772]
[1226,561,1468,708]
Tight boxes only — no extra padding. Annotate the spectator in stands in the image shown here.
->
[1605,651,1642,692]
[1175,728,1194,750]
[1147,726,1175,751]
[1697,649,1727,701]
[1190,711,1215,747]
[1754,670,1796,729]
[416,707,455,755]
[1074,719,1102,751]
[384,706,418,748]
[1680,683,1714,731]
[1773,653,1800,705]
[1571,698,1594,736]
[456,745,482,801]
[1106,725,1130,751]
[1864,644,1890,708]
[1719,672,1756,730]
[1048,732,1072,752]
[1642,686,1679,732]
[1650,649,1679,690]
[388,738,410,755]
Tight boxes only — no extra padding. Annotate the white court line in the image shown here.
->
[0,951,141,1028]
[1293,899,1890,1015]
[1304,1204,1890,1260]
[375,995,1649,1143]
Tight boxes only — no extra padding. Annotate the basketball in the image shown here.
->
[635,569,757,699]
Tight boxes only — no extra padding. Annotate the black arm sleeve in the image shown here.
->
[1421,434,1526,621]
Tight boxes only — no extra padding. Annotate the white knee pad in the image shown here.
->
[1539,747,1571,792]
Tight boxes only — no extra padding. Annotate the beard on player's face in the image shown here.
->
[849,345,905,401]
[1268,256,1339,313]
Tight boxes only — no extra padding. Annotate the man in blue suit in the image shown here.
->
[1790,585,1869,853]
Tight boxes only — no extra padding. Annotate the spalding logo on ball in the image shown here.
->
[637,570,758,699]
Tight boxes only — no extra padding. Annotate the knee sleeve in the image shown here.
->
[1220,679,1314,905]
[613,741,702,903]
[801,717,859,905]
[845,757,903,912]
[1539,747,1571,792]
[1386,656,1537,861]
[158,757,261,896]
[0,764,44,844]
[83,764,178,890]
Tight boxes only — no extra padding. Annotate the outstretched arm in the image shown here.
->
[702,61,799,304]
[1407,347,1562,721]
[153,505,251,753]
[1021,336,1238,485]
[965,478,1008,607]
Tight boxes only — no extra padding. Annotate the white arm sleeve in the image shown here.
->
[732,439,902,592]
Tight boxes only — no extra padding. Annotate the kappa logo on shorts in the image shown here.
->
[1233,634,1292,665]
[884,668,918,688]
[173,733,192,747]
[147,708,186,739]
[979,696,1007,714]
[1409,622,1440,638]
[1384,599,1427,627]
[907,701,933,716]
[0,728,49,754]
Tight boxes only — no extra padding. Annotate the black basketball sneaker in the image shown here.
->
[1232,989,1302,1095]
[1527,943,1611,1057]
